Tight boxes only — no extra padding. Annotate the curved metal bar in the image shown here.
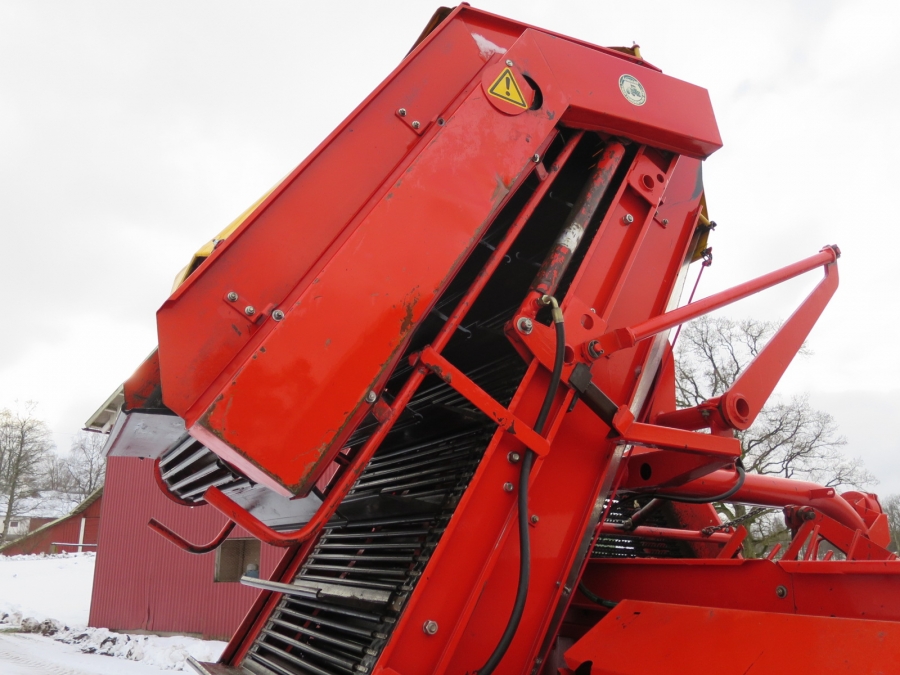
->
[148,517,236,554]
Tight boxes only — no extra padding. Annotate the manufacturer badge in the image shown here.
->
[618,74,646,106]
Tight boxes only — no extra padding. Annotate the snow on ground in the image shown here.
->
[0,552,226,672]
[0,551,95,626]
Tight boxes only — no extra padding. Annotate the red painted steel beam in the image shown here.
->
[418,347,550,457]
[648,469,868,533]
[598,523,732,544]
[591,245,839,359]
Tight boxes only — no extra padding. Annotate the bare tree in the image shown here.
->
[674,316,874,557]
[882,494,900,553]
[67,430,107,497]
[0,404,55,543]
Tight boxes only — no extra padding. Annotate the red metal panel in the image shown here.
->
[89,458,286,640]
[580,558,900,621]
[565,599,900,674]
[157,16,488,422]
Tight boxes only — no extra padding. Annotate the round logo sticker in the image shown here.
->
[619,74,646,106]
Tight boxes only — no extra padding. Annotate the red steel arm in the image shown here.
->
[589,245,839,361]
[649,469,868,533]
[658,248,839,431]
[147,518,235,554]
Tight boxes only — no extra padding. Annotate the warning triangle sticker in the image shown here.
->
[488,67,528,109]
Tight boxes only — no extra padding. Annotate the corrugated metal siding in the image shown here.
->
[89,457,285,640]
[0,500,102,556]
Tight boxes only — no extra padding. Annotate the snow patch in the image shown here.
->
[0,548,226,672]
[0,551,95,627]
[55,627,226,671]
[472,33,506,60]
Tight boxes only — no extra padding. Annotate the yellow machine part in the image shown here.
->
[171,180,283,292]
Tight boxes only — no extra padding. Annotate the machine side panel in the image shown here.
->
[193,83,562,495]
[157,16,487,420]
[565,599,900,674]
[531,31,722,159]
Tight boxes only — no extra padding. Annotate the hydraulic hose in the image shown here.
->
[577,581,618,609]
[479,297,565,675]
[655,464,746,504]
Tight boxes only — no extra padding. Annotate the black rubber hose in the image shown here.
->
[577,581,618,609]
[478,318,566,674]
[653,464,746,504]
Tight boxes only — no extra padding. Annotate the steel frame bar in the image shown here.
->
[599,523,732,544]
[418,347,550,457]
[591,245,839,357]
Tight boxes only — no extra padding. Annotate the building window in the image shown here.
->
[9,521,19,529]
[215,539,261,583]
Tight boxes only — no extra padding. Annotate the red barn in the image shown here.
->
[88,456,286,640]
[0,489,102,556]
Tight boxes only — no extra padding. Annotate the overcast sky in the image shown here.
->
[2,1,899,494]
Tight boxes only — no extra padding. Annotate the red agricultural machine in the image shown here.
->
[110,5,900,674]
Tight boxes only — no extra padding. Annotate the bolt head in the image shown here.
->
[587,340,604,359]
[507,451,521,464]
[623,213,634,224]
[423,620,439,635]
[365,390,377,404]
[517,317,534,335]
[530,514,539,524]
[411,120,421,129]
[532,153,540,163]
[226,291,238,302]
[398,108,407,117]
[776,585,788,598]
[662,218,669,226]
[503,482,515,492]
[244,306,256,316]
[505,59,514,67]
[272,309,285,321]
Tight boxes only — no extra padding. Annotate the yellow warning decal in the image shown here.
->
[488,68,528,108]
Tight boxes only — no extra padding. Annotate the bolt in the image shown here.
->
[532,153,540,163]
[503,482,514,492]
[423,620,439,635]
[244,306,256,316]
[508,451,521,464]
[505,59,514,67]
[517,317,533,335]
[272,309,285,321]
[587,340,604,359]
[398,108,407,117]
[662,218,669,226]
[563,586,571,596]
[365,390,377,404]
[226,291,238,302]
[530,514,539,524]
[623,213,634,224]
[776,585,788,598]
[412,120,421,129]
[437,117,445,126]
